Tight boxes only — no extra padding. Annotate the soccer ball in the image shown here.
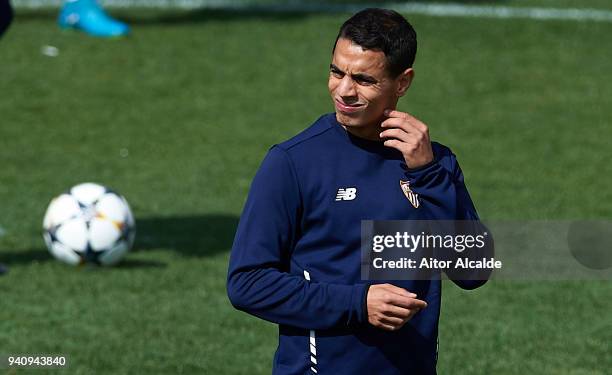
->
[43,183,135,266]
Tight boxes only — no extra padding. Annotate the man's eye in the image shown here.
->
[331,70,344,78]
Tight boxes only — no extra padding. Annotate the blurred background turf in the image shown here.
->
[1,1,611,374]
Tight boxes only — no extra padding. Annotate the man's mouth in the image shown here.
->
[335,99,364,114]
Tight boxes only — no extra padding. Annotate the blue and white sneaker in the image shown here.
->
[58,0,130,38]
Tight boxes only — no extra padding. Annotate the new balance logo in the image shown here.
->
[335,187,357,201]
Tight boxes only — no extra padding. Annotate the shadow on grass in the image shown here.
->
[114,258,167,268]
[0,249,168,269]
[0,248,50,264]
[0,214,239,266]
[134,213,239,257]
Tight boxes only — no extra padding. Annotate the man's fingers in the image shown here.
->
[369,284,427,310]
[383,109,409,119]
[383,304,412,319]
[373,285,428,310]
[381,117,421,132]
[409,297,428,310]
[367,285,426,331]
[379,315,405,327]
[377,283,417,298]
[377,323,399,332]
[386,294,428,310]
[382,110,428,133]
[383,139,410,153]
[379,128,413,143]
[384,109,421,123]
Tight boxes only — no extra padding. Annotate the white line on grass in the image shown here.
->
[12,0,612,23]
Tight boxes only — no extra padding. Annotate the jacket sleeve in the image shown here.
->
[403,144,493,290]
[227,146,367,330]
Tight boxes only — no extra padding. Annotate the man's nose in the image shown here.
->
[336,75,357,98]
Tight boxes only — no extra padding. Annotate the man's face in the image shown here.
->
[328,38,403,131]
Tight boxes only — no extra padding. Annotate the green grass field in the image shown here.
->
[1,1,611,374]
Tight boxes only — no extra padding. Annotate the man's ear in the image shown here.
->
[396,68,414,97]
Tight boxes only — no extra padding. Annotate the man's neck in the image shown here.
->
[338,119,384,142]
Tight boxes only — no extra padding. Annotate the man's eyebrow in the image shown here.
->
[351,73,377,83]
[330,64,343,73]
[329,64,378,83]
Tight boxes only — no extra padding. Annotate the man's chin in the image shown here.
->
[336,111,377,129]
[335,111,362,127]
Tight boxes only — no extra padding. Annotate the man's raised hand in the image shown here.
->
[380,109,434,169]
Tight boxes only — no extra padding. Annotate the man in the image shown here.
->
[228,8,487,374]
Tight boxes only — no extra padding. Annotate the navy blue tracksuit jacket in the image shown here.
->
[227,113,487,374]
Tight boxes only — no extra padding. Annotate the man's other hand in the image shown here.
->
[366,283,427,331]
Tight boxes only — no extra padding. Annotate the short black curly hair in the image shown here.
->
[333,8,417,78]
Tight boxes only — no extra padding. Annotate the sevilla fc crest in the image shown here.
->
[400,180,420,209]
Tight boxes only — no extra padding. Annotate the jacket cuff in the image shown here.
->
[349,283,370,326]
[401,157,438,173]
[402,157,445,185]
[361,283,371,324]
